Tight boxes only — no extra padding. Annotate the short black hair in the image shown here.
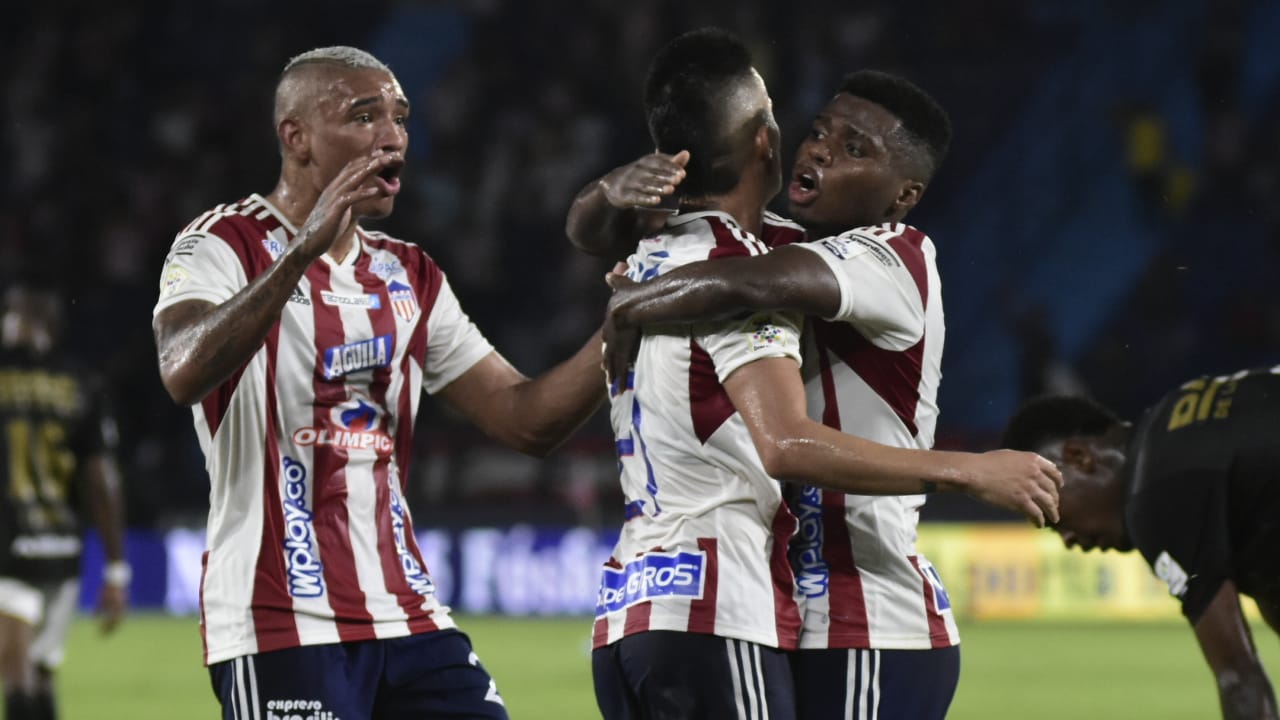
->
[839,70,952,181]
[644,28,756,198]
[1002,395,1124,452]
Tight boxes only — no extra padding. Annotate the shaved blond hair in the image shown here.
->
[273,46,393,127]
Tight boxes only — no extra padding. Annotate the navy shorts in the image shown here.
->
[790,646,960,720]
[593,630,796,720]
[208,629,507,720]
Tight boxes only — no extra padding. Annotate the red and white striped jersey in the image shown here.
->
[592,211,803,651]
[771,222,959,650]
[154,195,493,665]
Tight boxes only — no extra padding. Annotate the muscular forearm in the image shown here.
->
[1219,669,1278,720]
[506,330,607,456]
[155,247,313,405]
[565,180,645,260]
[83,455,126,562]
[758,420,973,496]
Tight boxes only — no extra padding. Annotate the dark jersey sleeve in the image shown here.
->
[67,373,119,460]
[1125,368,1280,623]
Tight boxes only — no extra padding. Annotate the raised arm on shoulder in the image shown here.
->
[723,356,1063,527]
[153,153,398,406]
[434,330,606,458]
[1193,580,1279,720]
[565,151,690,261]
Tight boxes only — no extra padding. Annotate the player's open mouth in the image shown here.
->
[788,167,820,206]
[375,160,404,195]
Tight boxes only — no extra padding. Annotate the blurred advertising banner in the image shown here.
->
[917,523,1262,622]
[80,523,1258,621]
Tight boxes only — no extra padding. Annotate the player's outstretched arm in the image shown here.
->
[565,151,689,261]
[1192,581,1279,720]
[602,247,841,384]
[723,356,1062,527]
[83,453,128,633]
[154,154,400,406]
[435,330,606,458]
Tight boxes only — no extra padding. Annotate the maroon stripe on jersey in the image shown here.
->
[307,264,376,641]
[686,538,720,634]
[886,227,929,308]
[909,556,952,648]
[688,341,735,444]
[811,321,924,437]
[592,617,610,649]
[706,216,757,259]
[199,551,210,664]
[249,322,301,654]
[762,220,806,249]
[623,598,653,636]
[821,491,870,646]
[769,505,802,649]
[203,214,300,655]
[355,250,438,633]
[815,339,842,429]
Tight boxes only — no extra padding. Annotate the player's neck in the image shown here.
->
[684,189,765,236]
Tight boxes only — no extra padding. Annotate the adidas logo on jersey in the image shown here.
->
[288,285,311,305]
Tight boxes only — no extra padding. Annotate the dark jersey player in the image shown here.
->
[1003,366,1280,720]
[0,282,129,720]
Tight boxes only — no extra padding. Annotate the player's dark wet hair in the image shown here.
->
[839,70,952,181]
[644,28,757,198]
[1002,395,1124,452]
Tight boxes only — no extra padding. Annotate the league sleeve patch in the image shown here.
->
[160,266,189,297]
[817,233,898,267]
[748,317,790,351]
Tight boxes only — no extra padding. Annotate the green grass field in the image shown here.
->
[53,614,1280,719]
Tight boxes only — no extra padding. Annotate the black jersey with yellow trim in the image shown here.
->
[0,347,117,582]
[1123,365,1280,623]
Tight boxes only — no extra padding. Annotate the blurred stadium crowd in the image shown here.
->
[2,0,1278,530]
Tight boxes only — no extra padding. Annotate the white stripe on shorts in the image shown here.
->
[845,649,882,720]
[726,638,770,720]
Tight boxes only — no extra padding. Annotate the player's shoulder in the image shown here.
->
[807,223,934,263]
[174,195,284,248]
[657,210,769,259]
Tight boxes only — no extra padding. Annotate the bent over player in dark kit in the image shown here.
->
[1004,366,1280,720]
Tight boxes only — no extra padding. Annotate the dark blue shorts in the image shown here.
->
[208,629,507,720]
[593,630,796,720]
[790,646,960,720]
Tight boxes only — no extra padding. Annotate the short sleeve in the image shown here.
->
[153,232,247,316]
[793,229,927,350]
[420,275,496,395]
[694,311,803,383]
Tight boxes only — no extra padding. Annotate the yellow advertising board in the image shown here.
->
[917,523,1260,622]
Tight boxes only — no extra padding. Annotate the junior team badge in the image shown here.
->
[387,280,418,322]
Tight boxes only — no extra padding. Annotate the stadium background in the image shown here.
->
[5,0,1280,717]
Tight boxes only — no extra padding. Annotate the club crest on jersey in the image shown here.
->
[386,280,418,322]
[281,456,325,598]
[292,392,394,457]
[595,550,706,617]
[160,266,188,298]
[322,334,391,379]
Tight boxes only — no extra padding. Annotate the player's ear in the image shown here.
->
[278,117,310,164]
[891,180,925,216]
[1060,437,1096,473]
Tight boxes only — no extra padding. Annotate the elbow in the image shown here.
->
[158,364,203,407]
[755,433,806,482]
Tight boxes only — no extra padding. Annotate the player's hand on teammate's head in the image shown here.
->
[600,150,690,210]
[97,583,127,635]
[967,449,1062,528]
